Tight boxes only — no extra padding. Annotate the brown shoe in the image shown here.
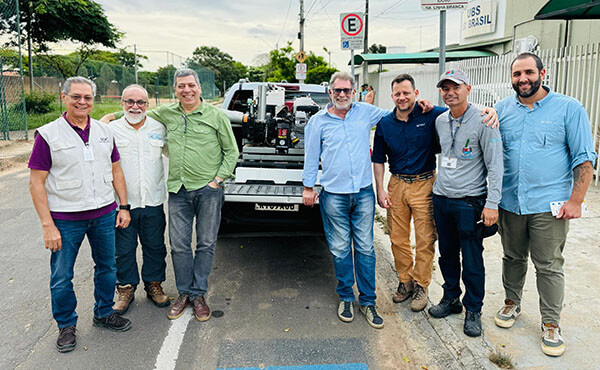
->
[167,294,189,320]
[113,284,135,314]
[56,325,76,353]
[410,284,428,312]
[393,280,414,303]
[192,296,211,322]
[145,282,170,307]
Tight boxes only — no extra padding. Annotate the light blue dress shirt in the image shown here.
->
[303,102,387,194]
[495,87,597,215]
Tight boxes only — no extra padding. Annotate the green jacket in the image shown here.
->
[116,101,239,192]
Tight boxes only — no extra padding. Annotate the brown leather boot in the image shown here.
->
[192,296,211,322]
[167,294,189,320]
[145,282,170,307]
[410,284,428,312]
[392,280,414,303]
[113,284,135,314]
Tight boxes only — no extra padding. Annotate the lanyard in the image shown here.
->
[448,104,470,151]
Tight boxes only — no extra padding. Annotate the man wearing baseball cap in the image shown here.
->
[427,69,503,337]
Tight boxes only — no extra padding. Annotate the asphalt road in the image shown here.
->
[2,163,490,370]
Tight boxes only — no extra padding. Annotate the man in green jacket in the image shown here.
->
[103,69,239,321]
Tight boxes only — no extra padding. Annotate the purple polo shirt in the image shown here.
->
[28,112,120,221]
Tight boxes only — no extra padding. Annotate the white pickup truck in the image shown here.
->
[220,81,329,230]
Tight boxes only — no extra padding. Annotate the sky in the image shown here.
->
[74,0,465,72]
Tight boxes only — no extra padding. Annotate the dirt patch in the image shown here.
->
[0,140,33,174]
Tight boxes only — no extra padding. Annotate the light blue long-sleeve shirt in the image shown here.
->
[495,87,597,215]
[303,102,387,194]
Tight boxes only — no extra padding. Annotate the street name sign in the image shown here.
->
[421,1,468,10]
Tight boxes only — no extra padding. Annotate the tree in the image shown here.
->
[186,46,247,91]
[157,65,177,86]
[368,44,387,54]
[265,42,337,83]
[0,0,122,83]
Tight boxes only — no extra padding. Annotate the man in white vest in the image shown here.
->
[109,84,169,314]
[29,77,133,353]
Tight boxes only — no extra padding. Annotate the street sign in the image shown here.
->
[421,1,468,11]
[295,51,307,63]
[295,63,307,81]
[339,12,364,51]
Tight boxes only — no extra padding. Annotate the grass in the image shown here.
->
[374,212,390,235]
[489,349,514,369]
[26,100,124,130]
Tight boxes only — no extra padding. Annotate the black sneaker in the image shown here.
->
[428,297,463,318]
[464,310,482,337]
[337,301,354,323]
[56,325,76,353]
[93,312,132,332]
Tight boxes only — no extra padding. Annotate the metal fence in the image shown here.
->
[0,0,28,140]
[379,43,600,185]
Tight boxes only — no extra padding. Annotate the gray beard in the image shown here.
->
[125,111,145,124]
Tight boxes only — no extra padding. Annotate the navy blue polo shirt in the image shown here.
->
[372,104,447,175]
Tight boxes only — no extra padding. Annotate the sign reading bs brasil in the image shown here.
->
[340,12,364,51]
[461,0,497,38]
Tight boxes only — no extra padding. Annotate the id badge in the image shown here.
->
[83,144,95,161]
[441,156,457,169]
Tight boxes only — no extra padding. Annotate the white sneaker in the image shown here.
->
[541,323,565,357]
[337,301,354,323]
[494,299,521,328]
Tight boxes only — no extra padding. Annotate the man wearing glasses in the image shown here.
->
[303,72,434,329]
[102,69,238,322]
[29,77,132,353]
[109,84,170,314]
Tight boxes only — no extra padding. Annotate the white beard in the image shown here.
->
[124,110,145,124]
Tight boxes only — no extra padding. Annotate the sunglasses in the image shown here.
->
[331,88,353,95]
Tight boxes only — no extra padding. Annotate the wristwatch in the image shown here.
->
[119,204,131,211]
[214,178,224,188]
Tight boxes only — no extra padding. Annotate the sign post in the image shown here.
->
[421,1,467,104]
[340,12,364,100]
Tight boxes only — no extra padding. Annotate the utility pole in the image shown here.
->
[362,0,369,88]
[134,44,138,84]
[438,10,446,106]
[299,0,305,53]
[298,0,305,84]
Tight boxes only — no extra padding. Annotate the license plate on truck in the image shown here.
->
[255,204,299,212]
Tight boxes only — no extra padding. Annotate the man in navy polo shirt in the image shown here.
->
[373,74,498,313]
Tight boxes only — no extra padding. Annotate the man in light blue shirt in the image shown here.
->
[494,53,597,357]
[303,72,387,329]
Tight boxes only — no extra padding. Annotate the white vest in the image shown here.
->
[37,116,116,212]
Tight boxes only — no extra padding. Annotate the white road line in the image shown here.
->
[154,309,193,370]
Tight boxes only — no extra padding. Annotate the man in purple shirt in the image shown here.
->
[29,77,133,353]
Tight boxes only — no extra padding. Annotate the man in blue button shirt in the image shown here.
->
[494,52,597,357]
[372,74,446,312]
[303,72,386,329]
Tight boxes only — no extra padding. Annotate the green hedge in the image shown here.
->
[25,91,56,114]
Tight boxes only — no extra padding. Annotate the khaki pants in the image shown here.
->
[498,208,569,325]
[387,176,437,288]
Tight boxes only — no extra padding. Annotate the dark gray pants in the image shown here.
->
[168,185,224,299]
[498,208,569,325]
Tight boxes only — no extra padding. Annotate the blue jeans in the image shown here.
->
[432,194,485,312]
[115,204,167,286]
[51,211,117,328]
[168,185,224,299]
[319,185,377,306]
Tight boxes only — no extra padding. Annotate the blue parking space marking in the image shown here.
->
[218,364,368,370]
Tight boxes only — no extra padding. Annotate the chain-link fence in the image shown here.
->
[0,0,28,140]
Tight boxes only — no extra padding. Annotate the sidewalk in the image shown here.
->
[373,175,600,369]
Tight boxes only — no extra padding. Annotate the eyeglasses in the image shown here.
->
[331,88,353,95]
[123,99,148,107]
[68,94,94,102]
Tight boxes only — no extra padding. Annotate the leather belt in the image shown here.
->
[392,171,435,184]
